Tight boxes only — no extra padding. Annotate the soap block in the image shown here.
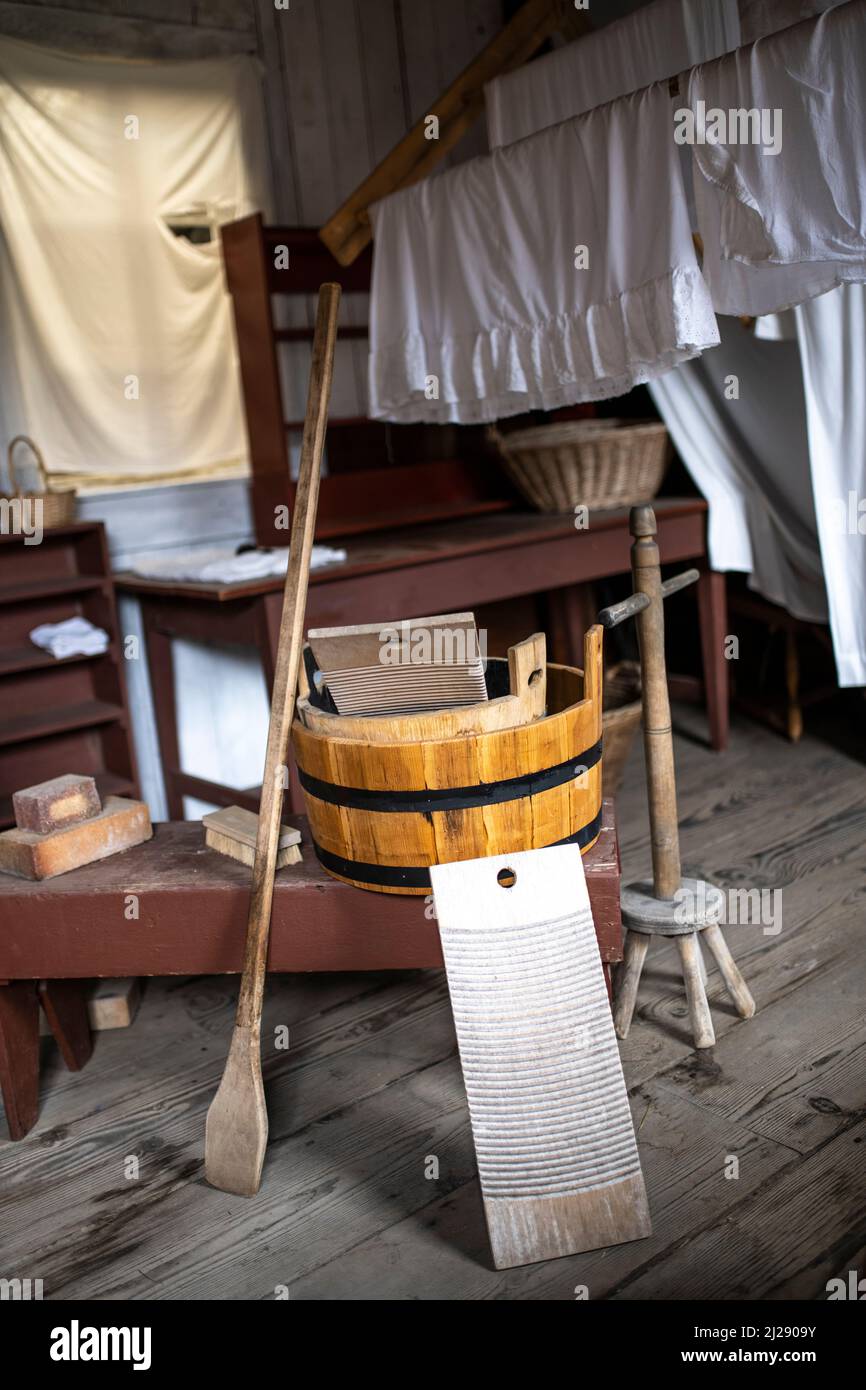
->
[0,797,151,881]
[13,773,101,834]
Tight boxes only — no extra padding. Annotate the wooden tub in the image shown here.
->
[291,626,603,895]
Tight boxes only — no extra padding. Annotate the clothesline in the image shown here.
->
[367,0,866,688]
[484,0,832,146]
[369,0,865,423]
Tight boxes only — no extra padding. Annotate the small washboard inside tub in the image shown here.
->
[307,612,487,715]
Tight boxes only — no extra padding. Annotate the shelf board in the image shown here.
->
[0,699,124,748]
[0,644,114,678]
[0,770,135,831]
[0,575,106,605]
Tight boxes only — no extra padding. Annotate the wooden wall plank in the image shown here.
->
[253,0,301,224]
[432,0,501,164]
[356,0,408,165]
[278,0,338,225]
[194,0,256,33]
[323,0,373,203]
[24,0,192,19]
[0,1,257,55]
[396,0,443,125]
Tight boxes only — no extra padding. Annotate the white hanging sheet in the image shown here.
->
[486,0,738,147]
[484,0,837,150]
[690,1,866,318]
[478,0,864,684]
[648,317,827,624]
[0,37,268,490]
[795,284,866,686]
[368,80,718,425]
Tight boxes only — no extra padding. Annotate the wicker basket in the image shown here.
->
[3,435,77,530]
[489,418,670,513]
[602,659,642,795]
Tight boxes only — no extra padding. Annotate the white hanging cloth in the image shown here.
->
[0,37,269,491]
[648,318,827,623]
[368,80,718,425]
[795,284,866,686]
[484,0,837,150]
[486,0,739,149]
[689,1,866,318]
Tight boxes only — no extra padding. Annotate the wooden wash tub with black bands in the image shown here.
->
[292,625,603,895]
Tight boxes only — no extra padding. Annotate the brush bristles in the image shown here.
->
[205,829,302,869]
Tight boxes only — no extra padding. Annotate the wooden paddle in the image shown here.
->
[205,282,341,1196]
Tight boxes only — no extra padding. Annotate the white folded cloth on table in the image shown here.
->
[128,544,347,585]
[485,0,740,150]
[368,80,719,425]
[30,616,110,659]
[690,1,866,316]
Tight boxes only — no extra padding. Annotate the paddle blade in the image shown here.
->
[205,1023,268,1196]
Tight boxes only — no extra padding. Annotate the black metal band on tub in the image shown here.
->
[298,738,602,814]
[311,806,605,890]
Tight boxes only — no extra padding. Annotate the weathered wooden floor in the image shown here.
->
[1,710,864,1300]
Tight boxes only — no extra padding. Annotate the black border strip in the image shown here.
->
[299,738,602,813]
[311,806,604,889]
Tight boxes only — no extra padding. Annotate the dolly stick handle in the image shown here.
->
[630,505,682,899]
[236,284,341,1027]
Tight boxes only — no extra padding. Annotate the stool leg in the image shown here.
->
[696,934,708,986]
[613,931,649,1040]
[677,933,715,1048]
[702,924,756,1019]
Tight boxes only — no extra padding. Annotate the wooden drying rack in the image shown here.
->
[318,1,717,281]
[319,0,590,266]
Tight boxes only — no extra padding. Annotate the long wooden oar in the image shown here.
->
[205,282,341,1196]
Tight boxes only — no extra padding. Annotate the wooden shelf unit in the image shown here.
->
[220,215,516,547]
[0,522,139,831]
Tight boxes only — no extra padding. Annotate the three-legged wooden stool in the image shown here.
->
[600,506,757,1052]
[614,876,755,1049]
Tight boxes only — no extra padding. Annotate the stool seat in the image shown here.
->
[614,877,756,1050]
[621,875,723,934]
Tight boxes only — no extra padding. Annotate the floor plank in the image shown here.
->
[1,713,864,1299]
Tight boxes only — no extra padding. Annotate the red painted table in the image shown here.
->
[114,499,728,818]
[0,802,622,1140]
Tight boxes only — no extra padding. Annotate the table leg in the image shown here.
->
[38,980,93,1071]
[697,564,729,752]
[0,981,40,1140]
[143,612,185,819]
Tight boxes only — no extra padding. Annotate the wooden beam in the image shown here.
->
[318,0,591,266]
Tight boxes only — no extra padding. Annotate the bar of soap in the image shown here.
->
[0,797,151,881]
[13,773,101,834]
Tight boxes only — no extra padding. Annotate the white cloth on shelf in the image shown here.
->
[368,81,719,425]
[129,545,347,585]
[30,616,110,659]
[690,1,866,317]
[485,0,740,150]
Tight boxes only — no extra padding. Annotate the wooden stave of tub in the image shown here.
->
[291,625,603,896]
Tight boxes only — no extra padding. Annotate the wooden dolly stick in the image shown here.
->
[205,283,341,1196]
